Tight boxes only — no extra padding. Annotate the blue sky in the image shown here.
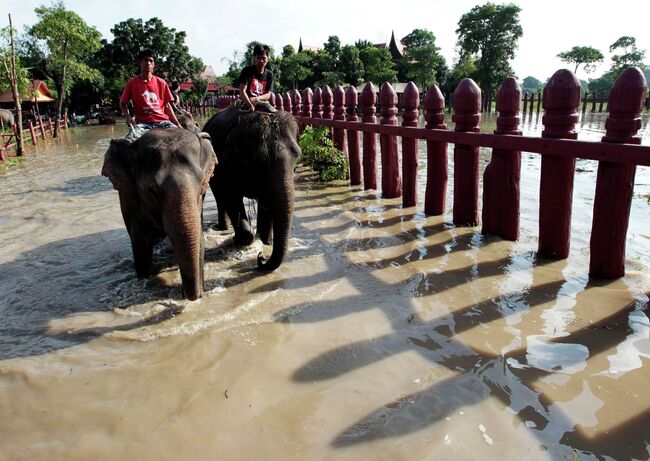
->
[6,0,650,83]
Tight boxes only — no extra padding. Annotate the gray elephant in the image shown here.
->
[0,109,15,129]
[102,128,216,300]
[203,106,301,271]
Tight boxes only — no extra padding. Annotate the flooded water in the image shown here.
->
[0,114,649,460]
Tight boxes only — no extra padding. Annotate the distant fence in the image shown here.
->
[0,114,69,161]
[258,67,648,280]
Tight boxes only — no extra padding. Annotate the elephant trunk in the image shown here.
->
[257,169,294,271]
[162,184,204,300]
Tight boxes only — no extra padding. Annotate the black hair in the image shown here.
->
[253,44,270,57]
[137,49,154,62]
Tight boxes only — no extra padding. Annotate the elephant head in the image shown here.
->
[204,108,301,272]
[102,128,216,300]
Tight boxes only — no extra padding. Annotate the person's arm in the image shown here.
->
[239,82,256,111]
[120,102,135,130]
[164,102,181,127]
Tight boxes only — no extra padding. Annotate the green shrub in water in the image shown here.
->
[299,125,349,181]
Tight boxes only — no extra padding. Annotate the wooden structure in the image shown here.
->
[253,67,648,280]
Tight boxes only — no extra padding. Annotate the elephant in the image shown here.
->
[0,109,15,129]
[101,128,217,300]
[202,105,301,271]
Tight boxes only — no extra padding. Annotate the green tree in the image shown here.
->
[339,45,364,86]
[0,27,30,96]
[609,36,646,76]
[456,2,523,93]
[442,54,477,97]
[521,76,543,92]
[29,1,102,136]
[587,73,615,95]
[354,39,373,50]
[94,17,203,106]
[282,45,295,58]
[557,46,604,74]
[279,51,312,90]
[399,28,446,89]
[359,46,397,85]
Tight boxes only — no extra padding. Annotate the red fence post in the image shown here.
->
[482,77,522,240]
[360,82,377,190]
[538,69,581,259]
[379,82,401,198]
[39,117,46,139]
[29,121,37,145]
[401,82,419,207]
[302,88,313,121]
[292,89,302,136]
[312,87,323,119]
[322,85,333,120]
[283,92,292,114]
[452,78,481,226]
[424,85,447,215]
[292,89,302,118]
[48,117,54,136]
[346,86,361,185]
[275,91,284,112]
[333,85,346,153]
[590,67,647,278]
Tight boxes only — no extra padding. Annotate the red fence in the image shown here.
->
[0,114,69,161]
[263,67,649,280]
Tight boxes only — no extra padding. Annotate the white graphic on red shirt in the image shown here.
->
[250,77,267,96]
[140,90,162,115]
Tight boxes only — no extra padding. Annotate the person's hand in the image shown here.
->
[246,100,256,112]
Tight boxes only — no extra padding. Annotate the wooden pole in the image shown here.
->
[345,86,361,185]
[360,82,377,190]
[538,69,581,259]
[482,77,522,240]
[7,14,24,156]
[401,82,419,207]
[423,85,447,215]
[452,78,481,226]
[589,67,647,278]
[379,82,401,198]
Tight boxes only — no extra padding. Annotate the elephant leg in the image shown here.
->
[130,230,155,277]
[226,196,254,246]
[257,199,273,245]
[209,170,229,231]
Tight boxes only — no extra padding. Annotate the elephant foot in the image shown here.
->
[258,233,273,246]
[234,220,255,246]
[215,220,229,231]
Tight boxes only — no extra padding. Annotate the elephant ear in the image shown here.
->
[198,133,217,195]
[102,138,135,192]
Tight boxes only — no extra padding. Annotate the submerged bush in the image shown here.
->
[299,125,349,181]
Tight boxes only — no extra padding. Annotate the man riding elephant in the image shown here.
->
[120,49,181,141]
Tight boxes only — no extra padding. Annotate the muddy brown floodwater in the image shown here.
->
[0,114,649,460]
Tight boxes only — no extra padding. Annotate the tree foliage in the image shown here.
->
[456,2,523,93]
[521,76,543,93]
[399,29,446,89]
[279,51,312,90]
[609,36,646,76]
[0,26,30,96]
[359,46,397,85]
[557,46,604,74]
[28,1,102,126]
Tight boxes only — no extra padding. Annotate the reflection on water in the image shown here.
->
[0,116,649,460]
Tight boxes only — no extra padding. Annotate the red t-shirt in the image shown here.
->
[120,75,173,123]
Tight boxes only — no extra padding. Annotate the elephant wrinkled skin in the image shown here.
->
[102,128,216,300]
[203,106,301,271]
